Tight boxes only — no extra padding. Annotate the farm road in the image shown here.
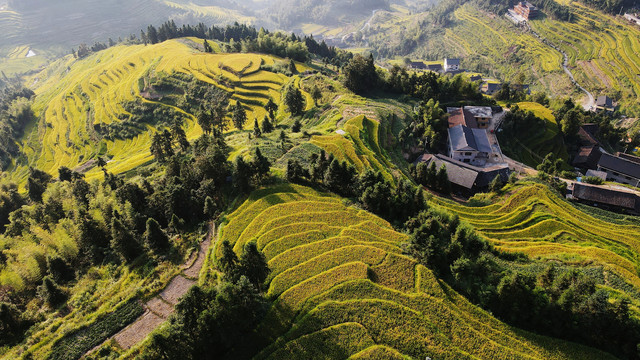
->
[86,222,216,355]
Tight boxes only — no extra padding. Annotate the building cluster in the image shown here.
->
[624,13,640,26]
[415,106,510,195]
[408,58,462,74]
[572,124,640,188]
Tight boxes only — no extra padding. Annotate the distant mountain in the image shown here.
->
[266,0,390,29]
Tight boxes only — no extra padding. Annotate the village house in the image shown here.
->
[572,124,602,170]
[568,182,640,214]
[427,63,443,73]
[447,124,497,166]
[447,106,492,129]
[481,82,501,95]
[594,95,614,113]
[444,58,460,72]
[409,61,426,70]
[513,2,538,20]
[596,152,640,187]
[415,154,510,195]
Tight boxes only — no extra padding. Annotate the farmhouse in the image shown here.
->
[568,182,640,214]
[444,58,460,72]
[409,61,426,70]
[482,82,501,95]
[416,153,510,194]
[594,95,614,113]
[427,63,443,73]
[573,145,602,170]
[447,124,497,166]
[447,106,492,129]
[596,152,640,187]
[513,2,538,20]
[624,13,640,26]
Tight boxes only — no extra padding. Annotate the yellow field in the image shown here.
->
[13,39,310,182]
[431,183,640,311]
[213,184,616,359]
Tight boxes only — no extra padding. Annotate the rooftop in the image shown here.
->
[596,95,613,108]
[572,183,639,211]
[465,106,492,119]
[445,58,460,66]
[449,125,493,153]
[598,153,640,179]
[416,154,509,189]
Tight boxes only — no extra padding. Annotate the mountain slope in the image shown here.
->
[213,184,615,359]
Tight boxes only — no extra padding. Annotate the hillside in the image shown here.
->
[8,38,310,182]
[207,184,614,359]
[361,1,640,116]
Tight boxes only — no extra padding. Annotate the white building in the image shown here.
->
[444,58,460,72]
[447,124,497,167]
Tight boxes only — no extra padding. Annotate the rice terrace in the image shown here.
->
[0,0,640,360]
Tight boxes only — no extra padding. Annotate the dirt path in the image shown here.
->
[85,222,216,356]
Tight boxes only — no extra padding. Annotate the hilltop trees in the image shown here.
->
[283,84,305,116]
[150,130,175,162]
[343,53,378,94]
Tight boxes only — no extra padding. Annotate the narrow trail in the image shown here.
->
[85,222,216,356]
[527,24,595,110]
[342,9,381,44]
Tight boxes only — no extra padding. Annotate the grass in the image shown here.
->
[213,184,617,359]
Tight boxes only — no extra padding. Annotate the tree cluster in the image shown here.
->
[0,85,35,170]
[139,241,269,360]
[405,209,640,359]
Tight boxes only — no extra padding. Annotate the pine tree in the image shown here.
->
[253,148,271,181]
[265,98,278,122]
[218,240,239,278]
[261,115,273,133]
[204,196,216,218]
[110,211,140,263]
[144,218,170,255]
[253,118,261,138]
[38,276,67,308]
[233,156,251,193]
[239,241,270,291]
[284,85,305,116]
[311,85,322,106]
[232,104,247,130]
[436,164,450,193]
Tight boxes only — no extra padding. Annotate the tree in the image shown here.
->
[561,108,582,137]
[265,98,278,122]
[110,211,140,263]
[239,241,270,291]
[283,84,305,116]
[46,255,74,283]
[38,276,67,308]
[252,148,271,181]
[197,110,213,135]
[58,166,73,182]
[232,103,247,130]
[0,302,24,345]
[147,25,159,44]
[311,85,322,106]
[343,53,378,94]
[204,196,217,218]
[150,131,174,162]
[97,156,107,169]
[253,118,261,138]
[279,130,288,150]
[144,218,170,255]
[233,156,252,193]
[286,160,308,183]
[203,39,213,53]
[436,164,450,193]
[489,174,504,192]
[218,240,239,278]
[261,115,274,133]
[291,119,302,133]
[27,167,52,203]
[171,120,190,152]
[288,59,297,74]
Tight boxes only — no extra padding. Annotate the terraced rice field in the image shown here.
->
[15,39,308,181]
[531,3,640,111]
[431,183,640,303]
[216,184,615,359]
[311,115,395,180]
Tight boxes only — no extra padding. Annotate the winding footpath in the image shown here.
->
[527,24,595,110]
[85,222,216,356]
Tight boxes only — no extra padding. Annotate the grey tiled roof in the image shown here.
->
[598,153,640,179]
[449,125,492,153]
